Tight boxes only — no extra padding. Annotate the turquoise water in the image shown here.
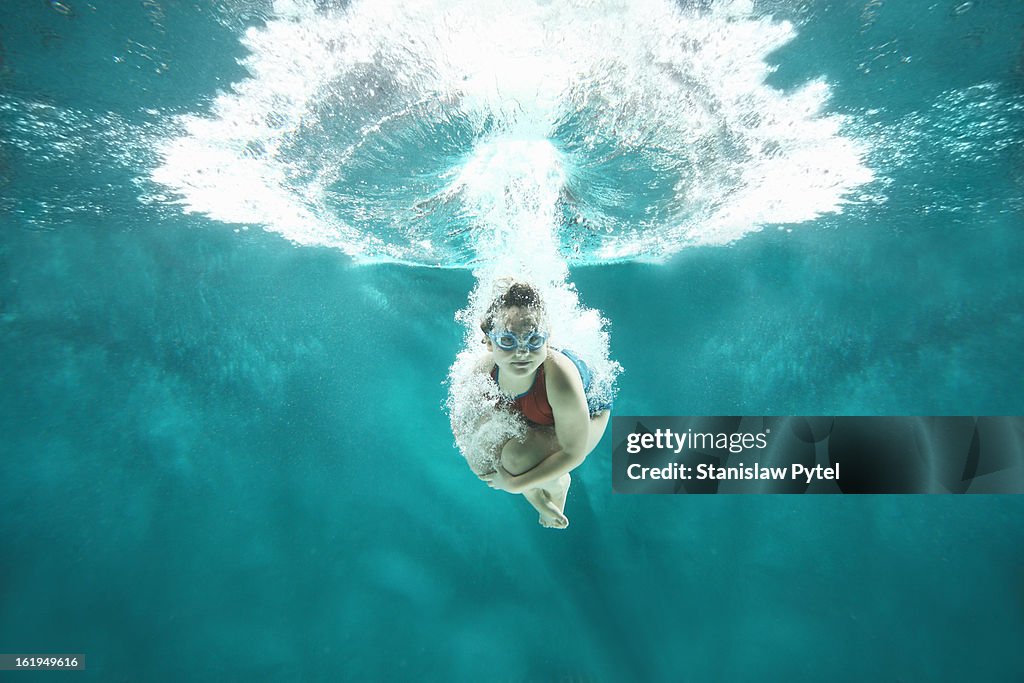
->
[2,1,1023,681]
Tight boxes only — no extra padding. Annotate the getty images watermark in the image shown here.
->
[612,416,1024,494]
[623,426,837,484]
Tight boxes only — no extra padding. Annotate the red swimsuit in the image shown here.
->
[490,364,555,426]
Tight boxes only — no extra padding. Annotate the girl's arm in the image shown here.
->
[494,356,591,492]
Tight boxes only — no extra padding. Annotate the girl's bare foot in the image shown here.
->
[547,473,571,520]
[523,473,571,528]
[524,488,568,528]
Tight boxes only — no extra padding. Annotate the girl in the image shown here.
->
[476,281,612,528]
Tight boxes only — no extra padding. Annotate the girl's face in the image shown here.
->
[486,306,548,378]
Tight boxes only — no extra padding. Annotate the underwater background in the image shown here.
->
[1,0,1023,680]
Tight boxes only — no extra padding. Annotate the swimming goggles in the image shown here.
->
[487,330,548,352]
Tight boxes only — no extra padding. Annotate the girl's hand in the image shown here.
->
[483,465,519,493]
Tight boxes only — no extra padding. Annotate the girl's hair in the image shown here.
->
[479,280,546,337]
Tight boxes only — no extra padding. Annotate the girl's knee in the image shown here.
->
[500,439,529,473]
[500,430,557,475]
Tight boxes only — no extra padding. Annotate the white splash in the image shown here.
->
[150,0,875,264]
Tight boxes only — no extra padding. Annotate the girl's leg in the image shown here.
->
[501,428,567,527]
[500,411,611,528]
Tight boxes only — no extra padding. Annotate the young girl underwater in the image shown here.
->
[468,281,614,529]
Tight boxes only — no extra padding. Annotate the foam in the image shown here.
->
[445,349,528,475]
